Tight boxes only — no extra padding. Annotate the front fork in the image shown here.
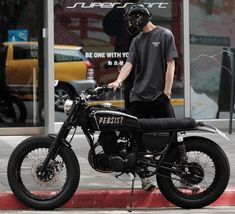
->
[40,122,72,172]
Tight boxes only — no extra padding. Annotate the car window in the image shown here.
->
[13,44,38,60]
[54,49,85,62]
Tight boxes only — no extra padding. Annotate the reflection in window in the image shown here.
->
[54,49,85,62]
[13,45,38,60]
[0,0,43,128]
[190,0,235,119]
[54,0,185,121]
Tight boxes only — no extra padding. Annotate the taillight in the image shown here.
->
[85,61,94,80]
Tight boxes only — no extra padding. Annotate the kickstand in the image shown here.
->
[128,173,135,212]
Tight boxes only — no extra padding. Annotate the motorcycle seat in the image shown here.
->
[138,118,197,131]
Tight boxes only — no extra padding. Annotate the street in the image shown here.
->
[0,207,235,214]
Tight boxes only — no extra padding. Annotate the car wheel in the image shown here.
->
[55,84,75,112]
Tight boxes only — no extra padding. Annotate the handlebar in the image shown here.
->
[80,85,113,100]
[87,85,113,96]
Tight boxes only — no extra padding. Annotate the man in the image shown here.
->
[109,4,178,190]
[103,0,140,111]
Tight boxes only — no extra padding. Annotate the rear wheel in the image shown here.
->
[157,137,230,208]
[7,136,80,210]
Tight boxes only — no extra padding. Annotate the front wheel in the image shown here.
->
[7,136,80,210]
[157,137,230,209]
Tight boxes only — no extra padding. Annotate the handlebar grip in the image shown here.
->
[102,85,113,92]
[86,85,112,96]
[86,88,97,95]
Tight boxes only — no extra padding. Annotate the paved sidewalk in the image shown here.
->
[0,131,235,209]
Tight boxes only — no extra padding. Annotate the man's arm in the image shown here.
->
[164,59,175,98]
[109,62,133,91]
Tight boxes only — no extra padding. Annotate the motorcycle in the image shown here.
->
[7,85,230,210]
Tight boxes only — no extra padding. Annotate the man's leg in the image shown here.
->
[130,101,156,191]
[151,94,175,118]
[130,101,151,118]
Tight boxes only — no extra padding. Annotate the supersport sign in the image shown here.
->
[67,2,168,9]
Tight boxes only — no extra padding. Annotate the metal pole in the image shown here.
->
[43,0,55,134]
[183,0,191,117]
[229,49,235,134]
[33,67,37,125]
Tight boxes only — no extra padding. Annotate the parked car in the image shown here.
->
[4,42,96,111]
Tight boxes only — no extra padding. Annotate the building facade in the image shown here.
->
[0,0,234,135]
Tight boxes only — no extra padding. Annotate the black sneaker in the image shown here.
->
[141,178,155,191]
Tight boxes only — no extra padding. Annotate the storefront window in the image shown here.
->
[54,0,184,121]
[0,0,44,127]
[190,0,235,119]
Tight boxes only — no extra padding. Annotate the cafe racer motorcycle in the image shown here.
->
[7,85,230,210]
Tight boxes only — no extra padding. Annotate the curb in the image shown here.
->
[1,188,235,210]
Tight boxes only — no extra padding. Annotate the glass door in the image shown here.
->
[0,0,44,128]
[53,0,184,121]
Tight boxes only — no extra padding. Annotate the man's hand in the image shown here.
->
[108,62,133,92]
[108,80,121,92]
[164,89,171,99]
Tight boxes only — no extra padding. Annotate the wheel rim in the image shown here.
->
[54,88,70,110]
[18,147,68,200]
[171,151,216,196]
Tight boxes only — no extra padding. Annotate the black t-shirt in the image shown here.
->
[127,26,178,102]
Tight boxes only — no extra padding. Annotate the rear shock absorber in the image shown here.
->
[177,132,188,163]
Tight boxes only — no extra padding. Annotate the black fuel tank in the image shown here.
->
[89,110,140,131]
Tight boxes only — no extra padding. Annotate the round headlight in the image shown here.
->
[64,99,74,114]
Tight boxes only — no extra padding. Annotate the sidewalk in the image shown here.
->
[0,131,235,209]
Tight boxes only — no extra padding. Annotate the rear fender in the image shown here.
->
[183,136,216,144]
[192,123,230,141]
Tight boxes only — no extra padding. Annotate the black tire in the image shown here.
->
[7,136,80,210]
[0,95,27,123]
[55,84,75,112]
[157,137,230,209]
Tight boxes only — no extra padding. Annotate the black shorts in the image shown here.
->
[130,93,175,118]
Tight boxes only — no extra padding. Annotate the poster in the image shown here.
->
[8,29,28,42]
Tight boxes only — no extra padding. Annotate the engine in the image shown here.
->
[88,131,136,172]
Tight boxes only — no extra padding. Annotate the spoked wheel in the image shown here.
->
[157,137,230,209]
[7,136,80,210]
